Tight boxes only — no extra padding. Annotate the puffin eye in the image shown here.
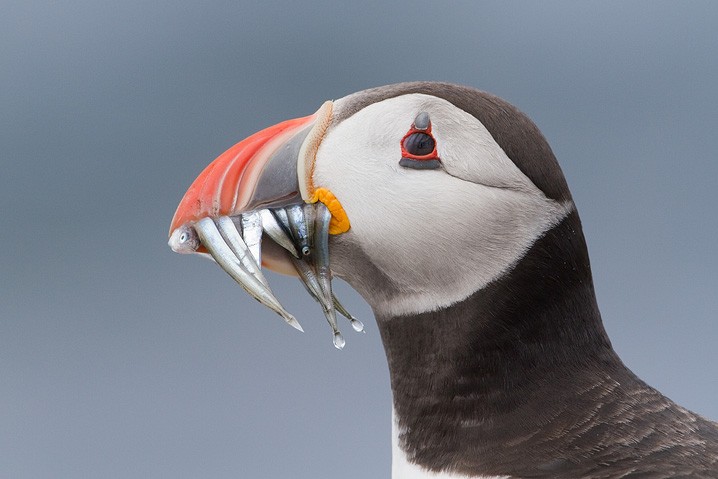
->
[399,112,441,170]
[403,133,435,157]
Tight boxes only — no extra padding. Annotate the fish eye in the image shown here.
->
[180,232,189,243]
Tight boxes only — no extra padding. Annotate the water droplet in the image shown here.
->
[350,318,364,333]
[333,331,345,350]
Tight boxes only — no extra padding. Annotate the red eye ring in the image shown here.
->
[400,114,441,170]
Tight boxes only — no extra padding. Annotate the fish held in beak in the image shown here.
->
[168,102,359,348]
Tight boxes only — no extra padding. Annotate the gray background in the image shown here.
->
[2,1,716,478]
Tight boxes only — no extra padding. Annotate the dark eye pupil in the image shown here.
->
[403,133,435,156]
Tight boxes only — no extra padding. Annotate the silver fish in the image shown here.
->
[291,257,329,310]
[259,209,299,258]
[314,203,344,349]
[303,203,316,251]
[286,205,311,257]
[239,211,263,266]
[194,217,303,332]
[333,295,364,333]
[168,224,201,254]
[216,216,269,288]
[175,203,365,347]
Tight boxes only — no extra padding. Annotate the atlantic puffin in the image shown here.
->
[168,82,718,478]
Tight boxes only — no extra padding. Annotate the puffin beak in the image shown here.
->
[168,101,360,348]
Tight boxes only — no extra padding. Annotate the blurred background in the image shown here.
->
[2,1,717,477]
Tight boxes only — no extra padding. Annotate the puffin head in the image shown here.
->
[168,81,718,479]
[168,82,576,345]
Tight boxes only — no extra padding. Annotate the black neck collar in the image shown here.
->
[376,211,626,475]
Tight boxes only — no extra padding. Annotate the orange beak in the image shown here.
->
[167,100,360,346]
[169,114,316,236]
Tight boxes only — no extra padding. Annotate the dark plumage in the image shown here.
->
[170,81,718,478]
[381,211,718,477]
[334,82,718,478]
[338,82,718,477]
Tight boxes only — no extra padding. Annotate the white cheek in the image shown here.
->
[341,176,571,317]
[314,94,573,317]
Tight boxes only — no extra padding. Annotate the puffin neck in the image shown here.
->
[375,211,622,474]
